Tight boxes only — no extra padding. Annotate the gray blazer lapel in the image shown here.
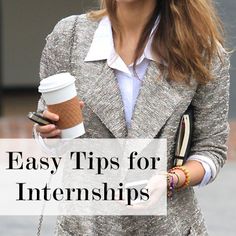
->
[76,61,127,138]
[72,18,191,139]
[128,61,183,138]
[71,18,127,138]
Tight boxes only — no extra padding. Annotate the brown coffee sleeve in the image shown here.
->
[47,97,83,129]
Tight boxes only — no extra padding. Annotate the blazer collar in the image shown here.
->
[76,60,185,138]
[75,61,128,138]
[127,61,182,138]
[84,15,159,63]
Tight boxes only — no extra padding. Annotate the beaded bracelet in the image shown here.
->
[171,172,180,187]
[167,174,175,197]
[169,166,190,189]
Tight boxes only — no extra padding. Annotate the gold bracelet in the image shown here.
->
[169,166,190,189]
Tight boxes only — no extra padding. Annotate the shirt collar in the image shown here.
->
[84,15,160,63]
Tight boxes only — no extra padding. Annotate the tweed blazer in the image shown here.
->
[37,14,230,236]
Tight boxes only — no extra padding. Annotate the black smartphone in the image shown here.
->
[27,112,52,126]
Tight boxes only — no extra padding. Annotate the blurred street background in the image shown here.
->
[0,0,235,235]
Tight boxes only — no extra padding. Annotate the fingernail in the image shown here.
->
[50,124,55,129]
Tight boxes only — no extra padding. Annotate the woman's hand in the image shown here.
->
[36,101,85,138]
[128,174,167,211]
[35,110,60,138]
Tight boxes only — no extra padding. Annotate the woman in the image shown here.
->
[35,0,230,235]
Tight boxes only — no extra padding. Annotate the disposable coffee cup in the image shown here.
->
[38,72,85,139]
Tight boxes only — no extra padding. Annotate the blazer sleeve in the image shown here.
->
[189,44,231,182]
[36,15,78,113]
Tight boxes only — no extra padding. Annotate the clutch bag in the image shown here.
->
[173,105,193,166]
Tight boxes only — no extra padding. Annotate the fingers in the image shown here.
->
[41,129,61,138]
[42,110,59,122]
[36,123,55,133]
[79,101,85,109]
[35,124,61,138]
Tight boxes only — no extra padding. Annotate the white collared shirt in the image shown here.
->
[84,15,216,187]
[85,16,158,127]
[85,16,158,128]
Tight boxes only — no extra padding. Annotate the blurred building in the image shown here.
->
[0,0,97,116]
[0,0,235,112]
[0,0,235,158]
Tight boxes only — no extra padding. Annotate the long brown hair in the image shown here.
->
[88,0,225,85]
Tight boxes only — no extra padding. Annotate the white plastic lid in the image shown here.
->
[38,72,75,93]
